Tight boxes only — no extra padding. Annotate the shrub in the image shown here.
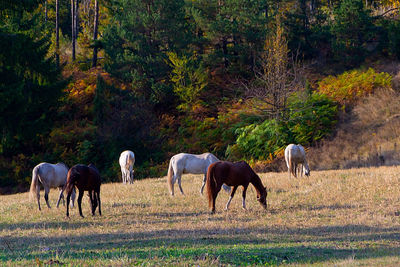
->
[317,68,391,104]
[228,92,338,161]
[230,119,289,161]
[287,92,338,145]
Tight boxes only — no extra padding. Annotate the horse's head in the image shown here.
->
[304,165,310,177]
[257,187,268,210]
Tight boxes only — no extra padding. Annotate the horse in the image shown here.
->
[29,162,76,211]
[166,152,231,196]
[284,144,310,178]
[59,164,102,217]
[119,150,135,184]
[206,161,267,214]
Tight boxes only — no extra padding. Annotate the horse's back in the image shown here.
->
[211,161,255,186]
[34,162,68,187]
[172,152,217,174]
[68,164,101,191]
[285,144,304,162]
[119,150,135,167]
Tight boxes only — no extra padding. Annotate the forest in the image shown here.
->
[1,0,400,192]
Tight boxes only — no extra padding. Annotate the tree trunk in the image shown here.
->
[92,0,99,67]
[55,0,59,68]
[75,0,79,43]
[71,0,76,61]
[45,0,48,23]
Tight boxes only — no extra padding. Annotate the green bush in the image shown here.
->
[228,92,338,161]
[287,92,338,145]
[229,119,289,161]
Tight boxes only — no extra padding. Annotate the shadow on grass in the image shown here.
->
[1,224,399,265]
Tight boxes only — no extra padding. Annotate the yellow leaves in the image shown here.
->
[318,68,392,105]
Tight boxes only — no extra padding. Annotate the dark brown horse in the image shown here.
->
[206,161,267,214]
[60,164,102,217]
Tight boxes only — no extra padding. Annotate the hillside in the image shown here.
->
[308,88,400,170]
[1,167,399,266]
[4,0,400,194]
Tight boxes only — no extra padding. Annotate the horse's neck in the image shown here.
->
[250,175,265,195]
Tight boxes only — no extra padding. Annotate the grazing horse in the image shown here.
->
[206,161,267,214]
[119,150,135,184]
[30,162,76,210]
[59,164,102,217]
[284,144,310,178]
[167,152,230,196]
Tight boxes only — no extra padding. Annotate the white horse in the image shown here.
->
[29,162,76,210]
[284,144,310,178]
[119,150,135,184]
[167,152,231,196]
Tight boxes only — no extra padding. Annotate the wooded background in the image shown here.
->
[1,0,400,192]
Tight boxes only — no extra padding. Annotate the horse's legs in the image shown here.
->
[200,174,207,195]
[177,173,184,195]
[96,189,101,216]
[121,168,126,184]
[242,185,249,210]
[44,186,51,209]
[66,191,71,217]
[56,187,65,208]
[88,190,95,215]
[225,185,238,211]
[77,189,84,218]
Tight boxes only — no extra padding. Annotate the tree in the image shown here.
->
[92,0,99,67]
[55,0,60,67]
[71,0,79,61]
[190,0,267,74]
[330,0,374,67]
[245,21,304,119]
[103,0,191,108]
[0,1,66,187]
[167,52,208,112]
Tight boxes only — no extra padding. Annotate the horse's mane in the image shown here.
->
[251,174,266,196]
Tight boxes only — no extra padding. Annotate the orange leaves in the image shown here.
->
[317,68,392,105]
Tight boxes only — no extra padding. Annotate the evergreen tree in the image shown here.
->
[190,0,267,74]
[0,0,65,186]
[330,0,374,67]
[103,0,191,108]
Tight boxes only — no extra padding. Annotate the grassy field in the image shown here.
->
[1,166,400,266]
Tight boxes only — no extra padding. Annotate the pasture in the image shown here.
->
[1,166,399,266]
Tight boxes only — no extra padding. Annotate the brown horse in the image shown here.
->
[60,164,102,217]
[206,161,267,214]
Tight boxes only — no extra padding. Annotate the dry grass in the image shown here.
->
[308,89,400,170]
[1,166,400,266]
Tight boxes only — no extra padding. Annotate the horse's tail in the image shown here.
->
[30,166,40,201]
[167,158,174,195]
[206,163,216,210]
